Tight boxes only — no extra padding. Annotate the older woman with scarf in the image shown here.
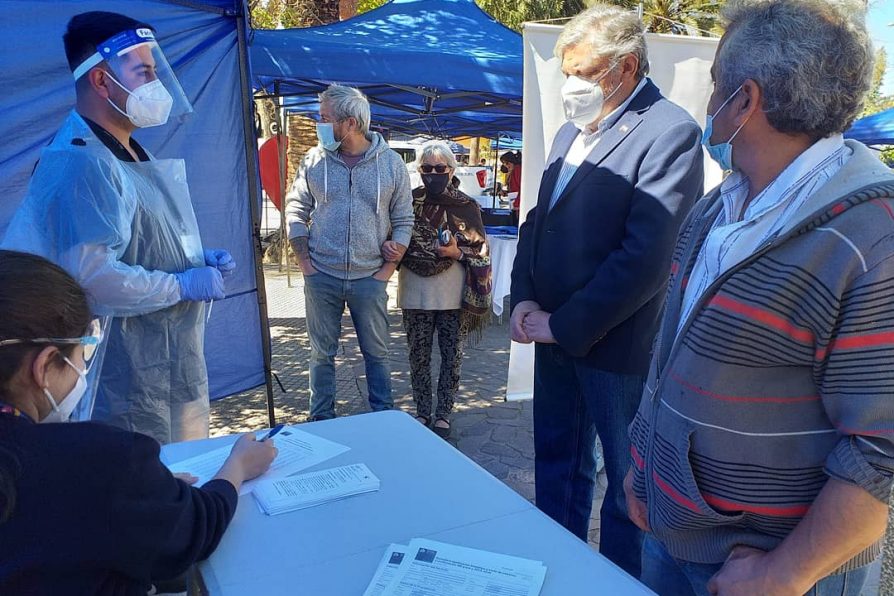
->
[387,142,491,438]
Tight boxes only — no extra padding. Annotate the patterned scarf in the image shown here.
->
[401,184,492,341]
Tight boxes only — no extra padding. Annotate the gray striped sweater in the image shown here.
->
[630,141,894,571]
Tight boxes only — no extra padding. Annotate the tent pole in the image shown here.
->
[236,0,277,428]
[493,135,500,208]
[275,81,292,287]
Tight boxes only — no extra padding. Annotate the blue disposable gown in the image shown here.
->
[2,111,210,444]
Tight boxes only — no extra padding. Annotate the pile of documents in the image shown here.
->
[167,426,350,495]
[253,463,380,516]
[364,539,546,596]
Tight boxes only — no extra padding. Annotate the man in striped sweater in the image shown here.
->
[625,1,894,594]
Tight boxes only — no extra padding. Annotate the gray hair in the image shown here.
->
[415,141,458,170]
[554,4,649,78]
[716,0,874,139]
[319,84,371,135]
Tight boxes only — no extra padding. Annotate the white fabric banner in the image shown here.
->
[506,24,720,401]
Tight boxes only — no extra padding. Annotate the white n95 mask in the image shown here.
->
[560,68,621,131]
[40,357,88,424]
[106,73,174,128]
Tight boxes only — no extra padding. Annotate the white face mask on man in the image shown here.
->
[560,64,622,131]
[105,71,174,128]
[40,357,88,424]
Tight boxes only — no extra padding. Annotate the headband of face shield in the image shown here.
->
[72,28,193,127]
[0,318,103,371]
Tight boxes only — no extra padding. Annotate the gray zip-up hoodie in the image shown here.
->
[285,132,414,280]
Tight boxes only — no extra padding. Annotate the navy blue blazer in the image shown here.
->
[510,80,704,374]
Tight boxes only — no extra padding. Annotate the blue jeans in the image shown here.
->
[303,272,393,419]
[641,534,872,596]
[532,343,645,578]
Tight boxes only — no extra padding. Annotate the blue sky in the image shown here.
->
[868,1,894,94]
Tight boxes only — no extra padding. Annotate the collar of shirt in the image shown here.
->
[582,76,649,138]
[718,134,847,225]
[82,117,150,163]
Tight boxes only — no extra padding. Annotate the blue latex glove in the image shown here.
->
[204,248,236,277]
[175,267,225,302]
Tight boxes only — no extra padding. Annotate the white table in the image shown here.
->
[161,411,650,595]
[487,233,518,317]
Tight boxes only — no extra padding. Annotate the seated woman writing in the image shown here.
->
[0,250,276,595]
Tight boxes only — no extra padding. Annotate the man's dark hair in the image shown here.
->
[63,11,154,72]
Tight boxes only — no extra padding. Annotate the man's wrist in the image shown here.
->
[762,548,813,594]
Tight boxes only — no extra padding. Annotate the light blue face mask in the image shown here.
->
[702,85,748,171]
[316,122,341,152]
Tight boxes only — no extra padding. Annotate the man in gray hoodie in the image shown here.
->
[287,85,414,421]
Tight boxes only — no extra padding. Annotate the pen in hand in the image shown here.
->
[260,424,284,442]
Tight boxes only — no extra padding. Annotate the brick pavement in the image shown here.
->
[211,265,885,591]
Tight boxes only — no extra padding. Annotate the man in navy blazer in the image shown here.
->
[509,5,704,577]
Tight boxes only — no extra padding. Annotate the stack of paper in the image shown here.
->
[365,539,546,596]
[167,426,351,495]
[253,463,380,516]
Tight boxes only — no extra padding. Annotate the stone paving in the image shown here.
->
[211,264,885,592]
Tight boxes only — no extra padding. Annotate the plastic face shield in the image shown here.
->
[72,28,193,124]
[0,318,103,369]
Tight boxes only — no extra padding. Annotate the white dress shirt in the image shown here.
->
[678,134,851,333]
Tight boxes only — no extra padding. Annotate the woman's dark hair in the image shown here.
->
[500,150,522,165]
[0,250,91,523]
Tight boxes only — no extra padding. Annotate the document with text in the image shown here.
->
[253,463,380,515]
[167,427,350,495]
[374,539,546,596]
[363,544,408,596]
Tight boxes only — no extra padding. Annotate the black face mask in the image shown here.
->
[422,173,450,196]
[500,164,509,174]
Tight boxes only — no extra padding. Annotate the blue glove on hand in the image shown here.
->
[203,248,236,277]
[175,267,225,302]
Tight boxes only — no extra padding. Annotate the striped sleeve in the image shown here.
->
[817,254,894,502]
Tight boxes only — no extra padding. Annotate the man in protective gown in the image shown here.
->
[1,11,234,444]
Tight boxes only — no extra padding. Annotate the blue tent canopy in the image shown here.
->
[250,0,523,137]
[1,1,276,418]
[845,107,894,146]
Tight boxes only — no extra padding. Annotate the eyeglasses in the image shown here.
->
[0,318,104,363]
[420,164,450,174]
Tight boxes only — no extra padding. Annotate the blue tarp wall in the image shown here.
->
[846,107,894,146]
[0,0,268,401]
[250,0,524,137]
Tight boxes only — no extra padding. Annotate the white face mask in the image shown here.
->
[560,67,621,131]
[40,357,88,424]
[105,72,173,128]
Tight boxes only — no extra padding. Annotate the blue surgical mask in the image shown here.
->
[316,122,341,152]
[702,85,748,171]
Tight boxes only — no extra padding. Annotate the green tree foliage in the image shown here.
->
[864,47,894,117]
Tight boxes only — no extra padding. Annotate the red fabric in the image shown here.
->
[508,166,522,210]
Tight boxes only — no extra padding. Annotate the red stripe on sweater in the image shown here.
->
[709,295,814,344]
[829,331,894,352]
[702,493,810,517]
[670,371,819,404]
[652,471,701,513]
[631,445,644,470]
[872,199,894,221]
[831,202,847,215]
[670,261,680,276]
[836,425,894,436]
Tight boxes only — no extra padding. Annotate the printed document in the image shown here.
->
[376,539,546,596]
[363,544,408,596]
[253,463,380,515]
[167,427,350,495]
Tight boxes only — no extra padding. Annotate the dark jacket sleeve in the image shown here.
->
[509,203,539,314]
[549,120,704,357]
[107,433,238,582]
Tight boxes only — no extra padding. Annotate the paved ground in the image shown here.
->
[211,263,884,592]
